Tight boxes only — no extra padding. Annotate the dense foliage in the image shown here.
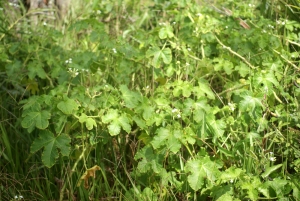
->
[1,0,300,200]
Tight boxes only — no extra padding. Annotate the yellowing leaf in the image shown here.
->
[77,165,101,189]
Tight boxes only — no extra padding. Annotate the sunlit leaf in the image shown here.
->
[159,25,174,39]
[185,156,222,191]
[57,97,79,115]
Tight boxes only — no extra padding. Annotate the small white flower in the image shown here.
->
[43,21,47,26]
[68,68,79,78]
[225,26,228,29]
[228,102,235,111]
[172,108,178,113]
[65,58,72,64]
[9,2,19,8]
[269,156,276,161]
[173,21,176,25]
[177,114,181,118]
[112,48,117,54]
[230,179,234,183]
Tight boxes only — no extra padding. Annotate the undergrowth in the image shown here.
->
[1,0,300,200]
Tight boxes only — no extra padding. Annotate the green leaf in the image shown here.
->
[102,109,118,123]
[27,60,47,79]
[151,128,170,149]
[21,106,51,131]
[239,94,263,113]
[185,156,222,191]
[151,127,181,153]
[194,79,215,99]
[146,47,172,68]
[266,179,291,198]
[79,113,97,130]
[134,145,163,173]
[31,130,71,168]
[216,193,234,201]
[213,58,234,75]
[119,85,141,109]
[102,110,131,135]
[57,98,79,115]
[235,62,249,77]
[219,167,243,183]
[261,164,283,179]
[241,176,261,200]
[108,121,121,136]
[159,25,174,39]
[207,114,226,141]
[118,114,131,133]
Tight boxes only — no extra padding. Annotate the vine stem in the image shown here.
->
[59,145,89,201]
[214,35,256,69]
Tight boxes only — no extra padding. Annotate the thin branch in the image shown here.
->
[214,35,256,69]
[273,49,300,71]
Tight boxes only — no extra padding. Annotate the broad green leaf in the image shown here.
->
[134,145,163,173]
[79,113,97,130]
[239,94,263,113]
[102,109,119,123]
[21,107,51,131]
[219,167,243,182]
[108,121,121,136]
[213,58,233,75]
[194,79,215,99]
[151,127,182,153]
[207,114,226,141]
[261,164,283,179]
[253,70,279,91]
[216,193,234,201]
[146,47,172,68]
[241,176,261,200]
[119,85,141,109]
[31,130,71,168]
[266,179,291,198]
[185,156,222,191]
[118,114,131,133]
[27,60,47,79]
[235,62,249,77]
[132,115,147,130]
[142,187,158,201]
[151,128,169,149]
[57,98,79,115]
[159,25,174,39]
[102,110,131,135]
[291,175,300,200]
[142,105,155,121]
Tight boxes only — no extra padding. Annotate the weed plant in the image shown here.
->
[1,0,300,200]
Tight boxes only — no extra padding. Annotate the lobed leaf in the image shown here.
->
[31,130,71,168]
